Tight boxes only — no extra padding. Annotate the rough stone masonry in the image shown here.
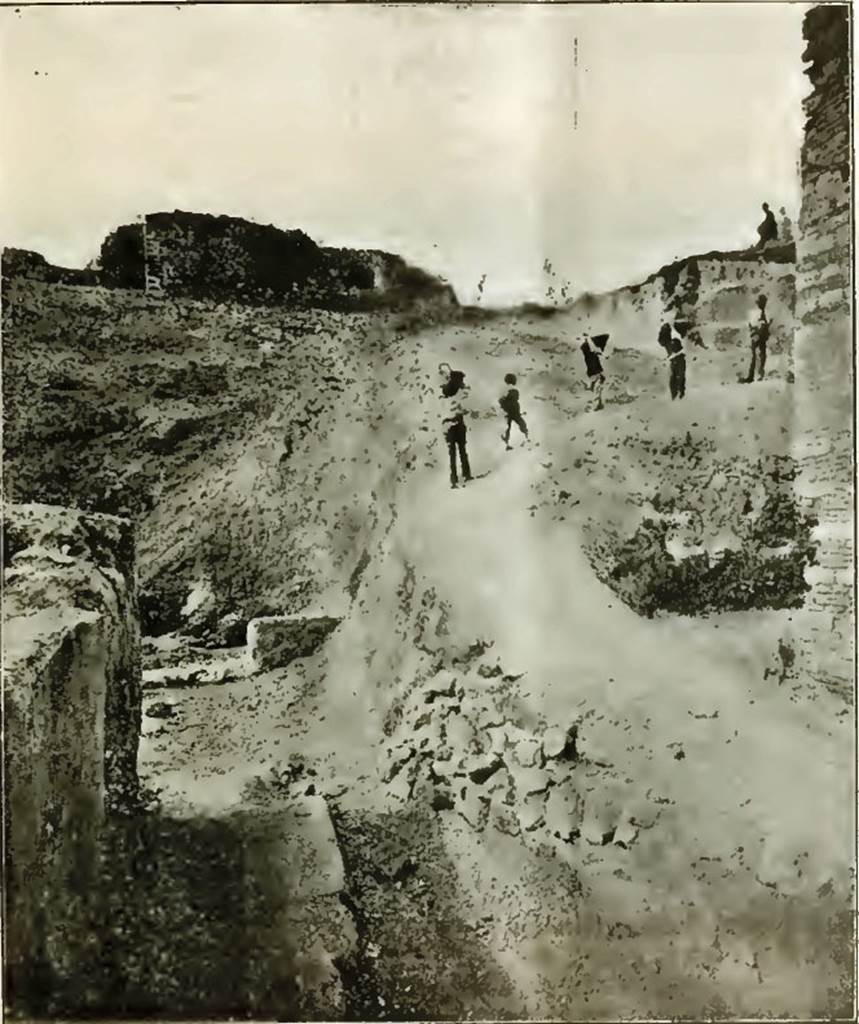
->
[792,5,853,698]
[3,503,142,1004]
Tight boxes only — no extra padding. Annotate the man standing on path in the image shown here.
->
[580,334,609,411]
[439,363,472,489]
[743,294,771,383]
[443,406,472,489]
[499,373,529,450]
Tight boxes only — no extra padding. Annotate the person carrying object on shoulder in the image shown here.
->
[580,334,609,411]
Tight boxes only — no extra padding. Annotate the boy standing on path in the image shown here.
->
[499,373,529,450]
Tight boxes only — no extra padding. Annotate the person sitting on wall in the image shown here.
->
[755,202,779,250]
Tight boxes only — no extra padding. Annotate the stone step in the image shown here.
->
[247,614,342,672]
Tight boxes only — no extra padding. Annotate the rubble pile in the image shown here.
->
[379,648,642,857]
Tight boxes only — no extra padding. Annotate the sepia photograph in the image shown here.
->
[1,1,855,1020]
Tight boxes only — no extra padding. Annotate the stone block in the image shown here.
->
[247,614,341,672]
[2,501,142,1004]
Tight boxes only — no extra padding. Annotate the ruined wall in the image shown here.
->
[574,246,796,358]
[1,247,100,288]
[3,503,142,1007]
[99,224,146,290]
[792,4,853,697]
[142,211,329,302]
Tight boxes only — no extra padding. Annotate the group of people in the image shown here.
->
[438,365,530,489]
[438,221,779,486]
[580,289,771,412]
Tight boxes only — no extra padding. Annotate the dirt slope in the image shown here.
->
[138,312,852,1018]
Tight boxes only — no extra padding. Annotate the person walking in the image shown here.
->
[580,334,609,411]
[499,373,529,450]
[668,326,687,400]
[658,322,686,399]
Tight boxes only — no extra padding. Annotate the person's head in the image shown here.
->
[762,202,770,212]
[757,294,768,310]
[504,373,517,386]
[658,323,672,346]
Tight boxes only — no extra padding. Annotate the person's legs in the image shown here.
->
[502,416,512,447]
[744,345,757,383]
[757,342,767,380]
[448,440,458,486]
[458,435,472,481]
[514,413,529,438]
[678,356,686,398]
[594,374,604,410]
[669,365,678,399]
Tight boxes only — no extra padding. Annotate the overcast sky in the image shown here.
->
[0,3,809,305]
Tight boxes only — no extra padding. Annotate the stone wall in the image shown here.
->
[573,245,797,358]
[3,503,142,1006]
[792,4,853,697]
[94,211,458,311]
[99,224,146,290]
[1,247,100,288]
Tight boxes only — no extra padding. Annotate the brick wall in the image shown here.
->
[792,4,853,697]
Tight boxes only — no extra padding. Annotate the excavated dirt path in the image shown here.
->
[139,316,854,1018]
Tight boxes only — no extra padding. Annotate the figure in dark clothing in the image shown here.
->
[443,411,472,488]
[669,334,686,400]
[499,373,529,450]
[755,203,778,250]
[743,295,770,382]
[580,334,609,410]
[658,323,686,399]
[439,362,467,398]
[658,323,685,398]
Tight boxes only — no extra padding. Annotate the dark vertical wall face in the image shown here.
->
[792,4,853,697]
[145,212,330,304]
[795,4,851,426]
[99,224,146,290]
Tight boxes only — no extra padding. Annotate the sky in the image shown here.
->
[0,3,810,306]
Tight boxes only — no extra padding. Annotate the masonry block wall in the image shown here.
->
[793,4,853,697]
[3,503,142,1008]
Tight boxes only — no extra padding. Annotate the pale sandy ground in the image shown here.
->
[139,315,854,1019]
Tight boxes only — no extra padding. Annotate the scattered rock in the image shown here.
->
[145,701,177,720]
[431,791,455,812]
[468,758,504,785]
